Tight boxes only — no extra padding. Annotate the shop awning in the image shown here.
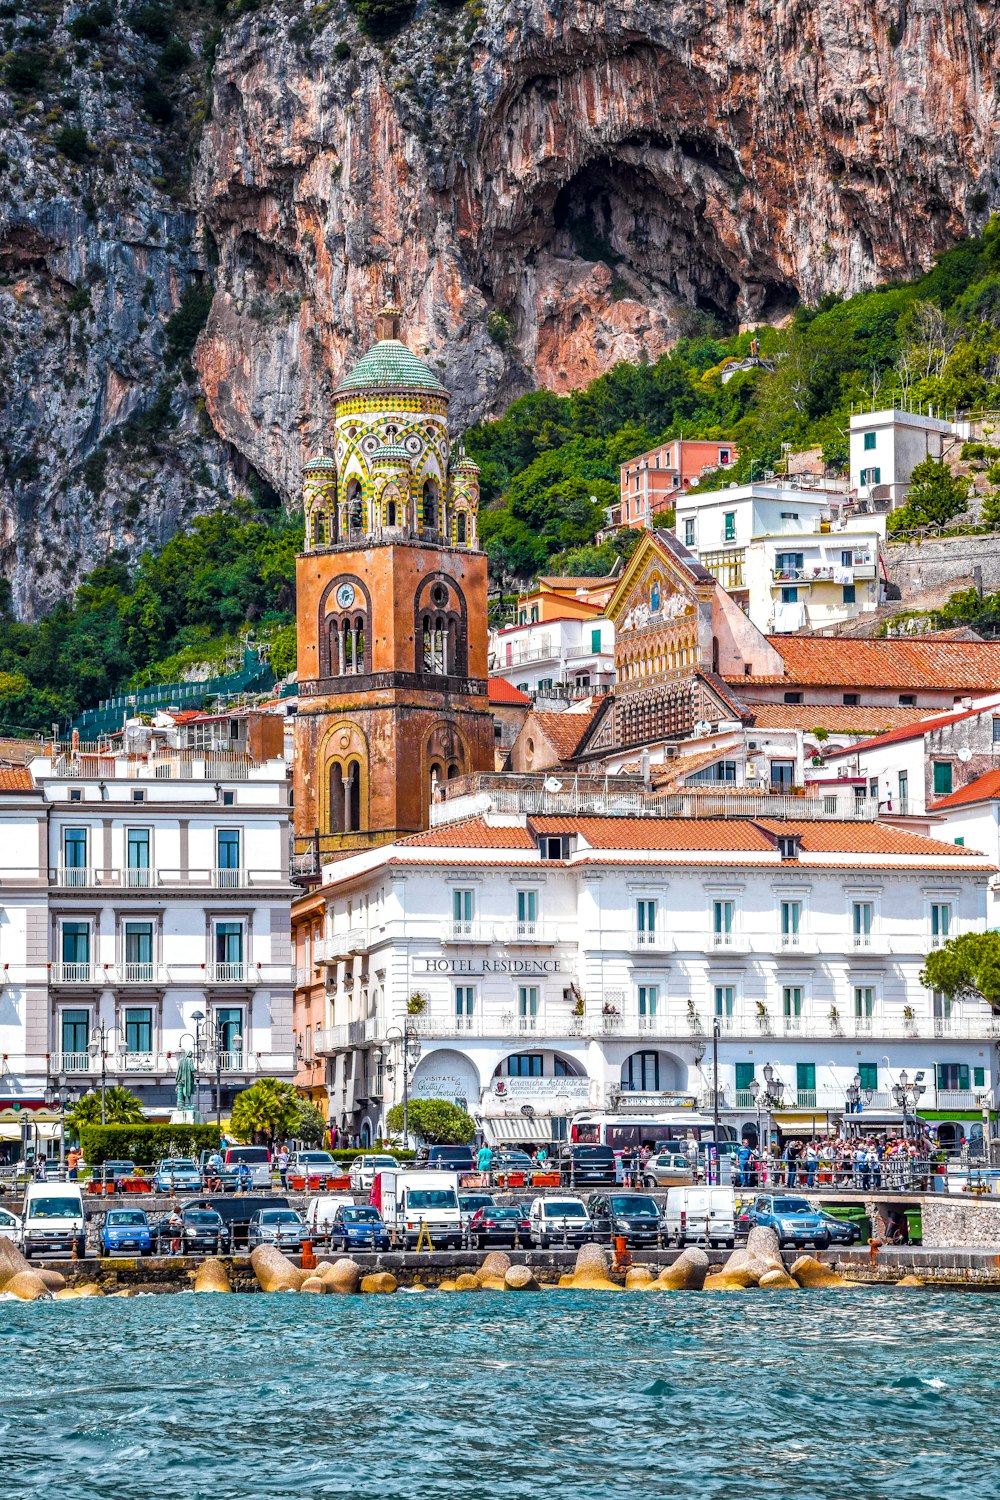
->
[477,1115,558,1143]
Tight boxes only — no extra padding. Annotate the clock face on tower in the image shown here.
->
[336,582,356,609]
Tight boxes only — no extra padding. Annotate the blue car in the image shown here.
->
[744,1193,831,1249]
[101,1208,152,1256]
[153,1158,203,1193]
[328,1204,391,1251]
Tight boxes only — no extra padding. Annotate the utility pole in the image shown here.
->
[711,1017,721,1184]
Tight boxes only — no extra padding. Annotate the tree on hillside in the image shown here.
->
[921,932,1000,1010]
[385,1098,475,1144]
[887,457,970,534]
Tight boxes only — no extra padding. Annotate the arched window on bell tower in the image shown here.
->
[342,477,364,541]
[415,578,467,678]
[422,479,439,534]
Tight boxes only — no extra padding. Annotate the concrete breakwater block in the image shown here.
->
[504,1266,539,1291]
[790,1255,847,1289]
[320,1258,362,1294]
[250,1245,306,1293]
[648,1249,709,1291]
[3,1270,52,1300]
[758,1268,798,1290]
[194,1258,232,1294]
[360,1272,398,1294]
[0,1238,64,1293]
[300,1276,329,1294]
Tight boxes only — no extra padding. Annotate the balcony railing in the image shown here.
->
[315,929,370,963]
[630,930,673,951]
[114,963,163,986]
[444,921,484,943]
[44,867,290,891]
[56,866,94,888]
[205,963,249,984]
[121,868,153,889]
[57,1051,93,1073]
[213,867,245,889]
[52,963,94,984]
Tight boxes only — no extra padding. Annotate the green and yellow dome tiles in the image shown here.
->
[334,339,449,398]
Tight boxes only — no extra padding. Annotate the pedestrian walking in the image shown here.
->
[476,1141,493,1175]
[277,1144,290,1189]
[805,1140,818,1188]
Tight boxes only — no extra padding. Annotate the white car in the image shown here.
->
[288,1151,339,1182]
[528,1196,593,1247]
[0,1206,21,1243]
[349,1153,400,1192]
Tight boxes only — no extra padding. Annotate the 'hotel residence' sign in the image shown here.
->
[416,957,562,976]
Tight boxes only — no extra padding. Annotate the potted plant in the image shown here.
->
[571,995,585,1018]
[407,993,427,1016]
[829,1005,842,1032]
[903,1004,916,1033]
[602,1002,620,1017]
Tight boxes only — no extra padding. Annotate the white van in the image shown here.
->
[21,1182,87,1259]
[663,1186,736,1248]
[373,1169,462,1248]
[222,1145,272,1190]
[304,1195,355,1241]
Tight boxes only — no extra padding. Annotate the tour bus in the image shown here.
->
[570,1110,738,1173]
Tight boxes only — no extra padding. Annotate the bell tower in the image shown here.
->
[293,310,495,858]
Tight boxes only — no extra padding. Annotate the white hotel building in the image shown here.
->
[295,779,999,1152]
[0,730,295,1148]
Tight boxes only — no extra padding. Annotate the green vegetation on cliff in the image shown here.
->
[467,217,1000,582]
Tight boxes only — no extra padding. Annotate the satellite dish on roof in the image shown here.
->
[958,747,973,762]
[544,778,563,792]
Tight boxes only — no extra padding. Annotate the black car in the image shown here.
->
[469,1203,531,1247]
[559,1145,617,1185]
[156,1207,230,1254]
[417,1145,476,1173]
[587,1191,664,1245]
[819,1211,862,1245]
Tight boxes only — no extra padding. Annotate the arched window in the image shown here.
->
[423,480,438,532]
[387,497,397,527]
[429,761,442,802]
[329,759,362,833]
[455,510,467,545]
[447,762,460,780]
[344,478,363,538]
[415,578,467,676]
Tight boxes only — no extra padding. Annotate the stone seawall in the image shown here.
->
[921,1197,1000,1250]
[886,533,1000,603]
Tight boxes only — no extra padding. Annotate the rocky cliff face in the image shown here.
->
[3,0,998,617]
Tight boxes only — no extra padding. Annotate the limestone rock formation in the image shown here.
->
[3,1,997,611]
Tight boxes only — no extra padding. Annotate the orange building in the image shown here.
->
[613,439,738,530]
[293,306,495,860]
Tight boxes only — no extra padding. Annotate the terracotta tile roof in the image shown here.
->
[529,815,774,850]
[747,704,934,733]
[732,637,1000,691]
[0,739,38,765]
[536,575,616,589]
[821,703,995,761]
[530,710,599,761]
[753,818,978,857]
[488,677,532,706]
[651,747,737,787]
[0,766,34,792]
[931,769,1000,809]
[397,818,536,849]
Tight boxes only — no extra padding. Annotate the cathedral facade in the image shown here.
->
[293,307,495,858]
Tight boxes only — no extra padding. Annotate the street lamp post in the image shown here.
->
[385,1021,422,1147]
[57,1068,67,1179]
[711,1017,721,1184]
[191,1010,205,1123]
[86,1020,112,1125]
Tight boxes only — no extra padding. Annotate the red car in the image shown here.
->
[469,1203,531,1248]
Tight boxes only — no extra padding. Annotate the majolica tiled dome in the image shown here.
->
[334,338,446,395]
[370,443,413,465]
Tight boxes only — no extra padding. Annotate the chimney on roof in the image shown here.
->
[640,748,651,791]
[376,303,402,341]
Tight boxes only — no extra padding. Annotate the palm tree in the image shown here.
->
[68,1086,145,1131]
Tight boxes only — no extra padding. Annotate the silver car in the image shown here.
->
[642,1152,694,1189]
[247,1208,308,1251]
[348,1153,400,1191]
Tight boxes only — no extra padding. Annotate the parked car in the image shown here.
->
[349,1154,400,1192]
[490,1150,534,1174]
[416,1145,476,1173]
[558,1145,617,1186]
[93,1159,137,1187]
[642,1152,694,1189]
[221,1145,272,1190]
[663,1186,737,1248]
[190,1194,291,1250]
[528,1196,593,1247]
[327,1204,391,1252]
[459,1192,497,1233]
[153,1158,203,1193]
[199,1151,238,1191]
[287,1151,339,1183]
[587,1192,664,1246]
[247,1207,308,1251]
[818,1210,861,1245]
[303,1195,356,1242]
[0,1205,21,1242]
[744,1194,831,1249]
[469,1203,531,1248]
[21,1184,87,1258]
[157,1206,230,1254]
[100,1208,152,1256]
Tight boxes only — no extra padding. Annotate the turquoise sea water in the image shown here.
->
[1,1289,996,1500]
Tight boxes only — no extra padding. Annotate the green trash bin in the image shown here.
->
[904,1209,922,1245]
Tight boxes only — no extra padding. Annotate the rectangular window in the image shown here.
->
[936,1063,970,1092]
[455,986,475,1022]
[637,985,659,1018]
[931,903,951,945]
[591,628,602,652]
[735,1062,755,1091]
[508,1053,542,1077]
[843,584,856,604]
[780,900,801,942]
[714,985,735,1018]
[770,759,795,789]
[62,827,88,884]
[841,550,854,567]
[516,890,537,934]
[852,901,873,945]
[932,989,952,1023]
[854,985,874,1019]
[861,466,881,485]
[125,828,151,888]
[452,889,474,931]
[124,1007,153,1054]
[863,431,876,451]
[517,985,539,1023]
[712,900,734,944]
[775,552,804,573]
[61,1008,89,1056]
[684,519,695,547]
[974,1066,986,1089]
[780,587,799,603]
[216,1007,243,1056]
[636,899,656,943]
[124,921,154,981]
[216,829,241,886]
[214,921,244,972]
[782,986,802,1019]
[720,448,731,464]
[858,1062,878,1091]
[993,719,1000,744]
[898,771,908,805]
[796,1063,816,1099]
[933,761,953,796]
[723,512,736,541]
[783,691,803,704]
[899,694,916,707]
[61,921,90,974]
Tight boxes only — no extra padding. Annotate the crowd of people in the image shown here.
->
[735,1134,938,1190]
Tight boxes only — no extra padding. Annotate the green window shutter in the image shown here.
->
[858,1063,878,1091]
[796,1063,816,1090]
[959,1064,970,1091]
[974,1067,985,1089]
[735,1062,754,1090]
[933,762,953,795]
[591,628,601,652]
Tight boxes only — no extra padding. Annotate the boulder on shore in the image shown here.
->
[300,1276,329,1294]
[504,1265,539,1291]
[478,1251,512,1281]
[454,1273,481,1291]
[759,1267,798,1290]
[320,1257,362,1294]
[790,1255,847,1289]
[38,1269,67,1291]
[704,1267,755,1290]
[194,1258,231,1294]
[745,1225,784,1267]
[3,1270,52,1300]
[574,1244,611,1278]
[360,1271,398,1294]
[625,1266,656,1290]
[250,1245,305,1293]
[651,1249,709,1291]
[0,1237,34,1289]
